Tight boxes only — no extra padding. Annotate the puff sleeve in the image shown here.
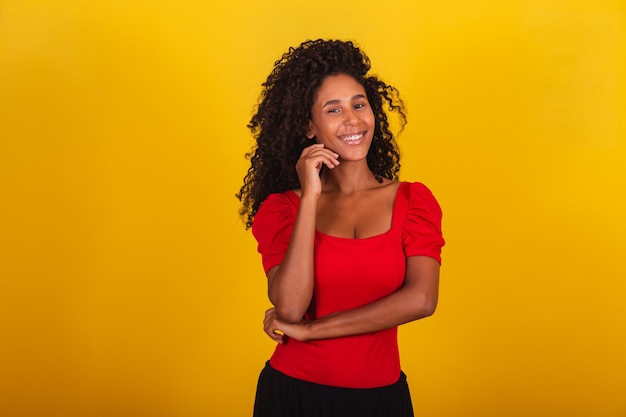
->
[402,182,445,263]
[251,193,298,274]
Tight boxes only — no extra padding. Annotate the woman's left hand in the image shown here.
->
[263,307,312,343]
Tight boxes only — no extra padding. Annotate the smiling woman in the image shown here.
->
[305,74,375,163]
[237,39,445,417]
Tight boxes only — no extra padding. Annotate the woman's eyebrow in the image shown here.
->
[321,94,367,108]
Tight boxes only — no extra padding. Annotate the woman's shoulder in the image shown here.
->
[399,181,436,198]
[258,189,300,213]
[252,191,299,239]
[396,181,441,215]
[399,181,442,217]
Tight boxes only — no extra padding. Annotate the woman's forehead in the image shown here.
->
[315,74,366,101]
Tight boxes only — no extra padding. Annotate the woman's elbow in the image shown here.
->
[268,293,307,322]
[267,279,311,322]
[422,299,438,317]
[274,306,306,323]
[411,294,438,320]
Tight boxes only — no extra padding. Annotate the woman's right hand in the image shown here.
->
[295,144,340,197]
[264,307,313,344]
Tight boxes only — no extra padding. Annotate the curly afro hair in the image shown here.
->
[237,39,407,229]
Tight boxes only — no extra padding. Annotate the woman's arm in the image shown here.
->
[264,255,439,343]
[266,144,339,323]
[265,194,316,322]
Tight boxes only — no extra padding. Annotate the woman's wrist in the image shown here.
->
[301,320,315,342]
[299,192,320,204]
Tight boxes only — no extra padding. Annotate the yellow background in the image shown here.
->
[1,1,625,416]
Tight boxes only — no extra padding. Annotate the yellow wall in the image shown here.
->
[1,1,625,416]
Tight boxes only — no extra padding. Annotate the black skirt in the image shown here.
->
[253,362,415,417]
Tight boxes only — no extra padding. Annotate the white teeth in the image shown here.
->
[340,133,363,141]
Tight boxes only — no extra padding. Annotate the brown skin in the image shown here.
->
[264,74,440,343]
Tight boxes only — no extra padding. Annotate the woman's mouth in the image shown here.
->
[338,132,365,144]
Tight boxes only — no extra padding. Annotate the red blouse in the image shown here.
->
[252,182,444,388]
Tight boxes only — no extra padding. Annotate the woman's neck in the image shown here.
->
[320,160,379,194]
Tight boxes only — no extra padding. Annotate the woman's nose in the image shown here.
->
[343,110,357,125]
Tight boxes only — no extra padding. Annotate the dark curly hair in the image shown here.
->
[237,39,407,229]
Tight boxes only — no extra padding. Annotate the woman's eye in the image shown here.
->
[354,103,365,109]
[328,108,340,113]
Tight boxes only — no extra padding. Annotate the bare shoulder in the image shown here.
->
[359,178,401,209]
[372,178,401,196]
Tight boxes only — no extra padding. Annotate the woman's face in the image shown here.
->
[306,73,375,162]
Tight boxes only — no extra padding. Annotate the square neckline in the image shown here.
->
[285,181,407,241]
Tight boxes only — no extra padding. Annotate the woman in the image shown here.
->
[237,39,445,417]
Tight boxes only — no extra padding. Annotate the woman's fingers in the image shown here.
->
[263,308,285,344]
[296,145,340,195]
[300,144,340,168]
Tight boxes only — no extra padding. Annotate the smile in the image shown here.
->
[338,132,365,143]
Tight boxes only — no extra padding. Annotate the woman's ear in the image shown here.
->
[306,121,315,139]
